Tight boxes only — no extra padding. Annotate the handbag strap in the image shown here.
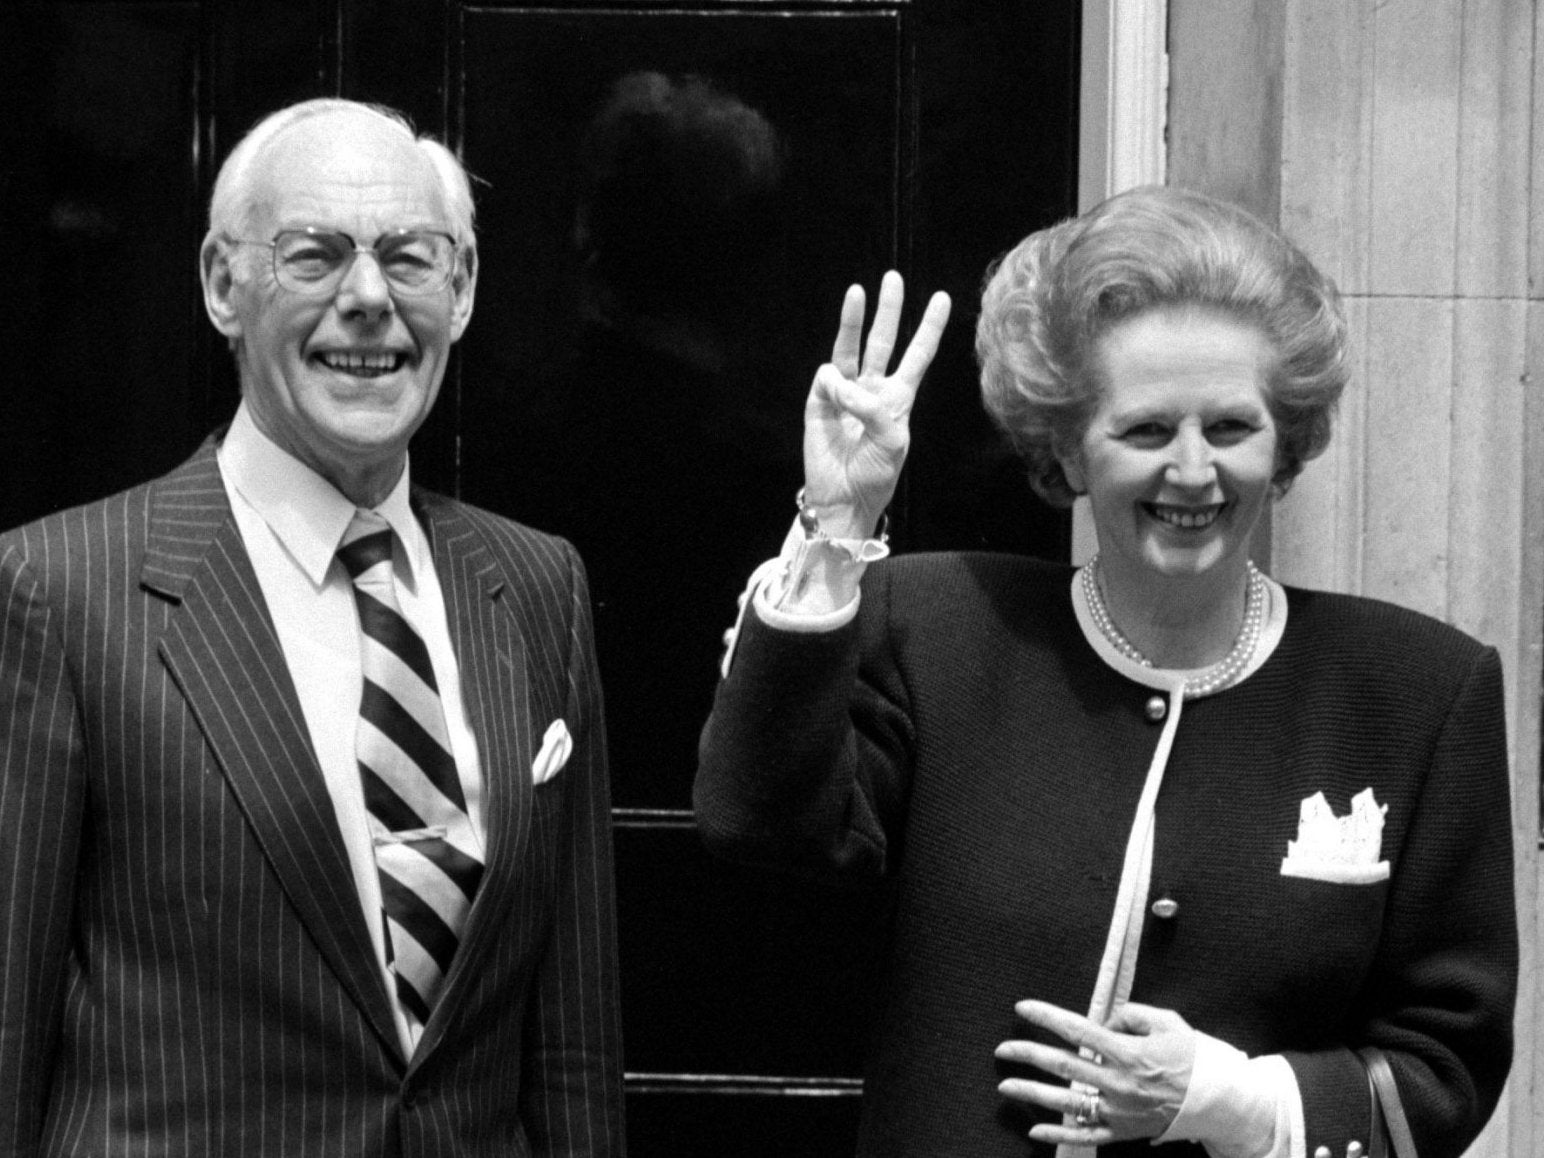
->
[1358,1046,1419,1158]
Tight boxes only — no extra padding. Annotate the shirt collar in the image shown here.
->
[219,401,431,592]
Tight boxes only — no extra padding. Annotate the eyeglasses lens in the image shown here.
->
[271,230,454,295]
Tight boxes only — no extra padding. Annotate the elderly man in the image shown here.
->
[0,99,623,1156]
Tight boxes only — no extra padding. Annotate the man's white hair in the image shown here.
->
[205,98,476,246]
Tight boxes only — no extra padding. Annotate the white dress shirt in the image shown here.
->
[217,402,485,1057]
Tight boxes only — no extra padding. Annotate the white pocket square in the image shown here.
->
[531,719,573,785]
[1280,787,1390,884]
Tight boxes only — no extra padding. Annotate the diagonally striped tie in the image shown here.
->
[337,509,483,1038]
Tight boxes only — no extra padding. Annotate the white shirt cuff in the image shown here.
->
[1157,1033,1300,1158]
[716,518,887,678]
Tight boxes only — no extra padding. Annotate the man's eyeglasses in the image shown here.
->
[228,228,461,296]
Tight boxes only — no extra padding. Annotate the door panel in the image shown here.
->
[2,1,205,531]
[457,6,906,810]
[616,824,889,1076]
[626,1089,865,1157]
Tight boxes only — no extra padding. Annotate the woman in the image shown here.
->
[693,186,1516,1158]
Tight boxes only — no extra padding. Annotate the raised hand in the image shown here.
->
[802,270,951,539]
[995,999,1196,1146]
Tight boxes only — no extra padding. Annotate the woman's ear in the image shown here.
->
[200,234,244,340]
[1056,443,1086,495]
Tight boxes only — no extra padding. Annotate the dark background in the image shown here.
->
[1,2,1078,1152]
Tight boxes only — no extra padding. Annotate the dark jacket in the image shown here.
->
[695,551,1516,1158]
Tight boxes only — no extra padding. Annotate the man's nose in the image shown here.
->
[333,250,394,320]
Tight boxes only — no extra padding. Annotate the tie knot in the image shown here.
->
[338,509,394,580]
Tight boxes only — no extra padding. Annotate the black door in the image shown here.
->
[3,3,1078,1152]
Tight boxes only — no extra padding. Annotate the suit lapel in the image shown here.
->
[409,495,533,1063]
[145,441,403,1062]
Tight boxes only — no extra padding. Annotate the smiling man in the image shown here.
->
[0,99,624,1157]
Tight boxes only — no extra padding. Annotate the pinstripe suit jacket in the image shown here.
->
[0,437,625,1157]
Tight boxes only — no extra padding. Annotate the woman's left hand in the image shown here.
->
[801,272,951,539]
[995,999,1197,1146]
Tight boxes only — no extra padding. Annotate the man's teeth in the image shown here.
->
[319,351,403,372]
[1152,505,1220,529]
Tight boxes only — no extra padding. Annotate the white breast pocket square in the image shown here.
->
[1280,787,1390,884]
[531,718,573,785]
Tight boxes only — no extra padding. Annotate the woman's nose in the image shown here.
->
[1166,428,1216,488]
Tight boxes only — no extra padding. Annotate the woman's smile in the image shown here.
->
[1144,501,1226,530]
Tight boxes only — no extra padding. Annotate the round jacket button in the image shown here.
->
[1144,696,1167,722]
[1150,897,1179,919]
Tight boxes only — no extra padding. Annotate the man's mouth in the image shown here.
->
[1145,502,1225,530]
[315,350,409,377]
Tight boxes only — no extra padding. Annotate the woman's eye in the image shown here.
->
[1119,423,1170,445]
[1207,419,1257,444]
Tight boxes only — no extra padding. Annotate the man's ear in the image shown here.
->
[200,234,244,340]
[448,246,477,343]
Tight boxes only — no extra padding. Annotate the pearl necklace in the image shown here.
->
[1080,555,1267,699]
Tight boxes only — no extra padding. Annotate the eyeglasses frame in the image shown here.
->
[224,226,463,297]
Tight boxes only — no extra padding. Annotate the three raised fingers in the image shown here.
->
[829,272,953,387]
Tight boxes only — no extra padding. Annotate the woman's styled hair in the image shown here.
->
[974,185,1348,507]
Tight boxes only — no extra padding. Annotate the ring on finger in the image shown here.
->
[1073,1089,1103,1127]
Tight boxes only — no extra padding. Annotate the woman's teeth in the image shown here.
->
[1149,504,1221,529]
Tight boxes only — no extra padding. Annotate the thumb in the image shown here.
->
[1105,1002,1180,1036]
[811,366,897,436]
[806,363,847,410]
